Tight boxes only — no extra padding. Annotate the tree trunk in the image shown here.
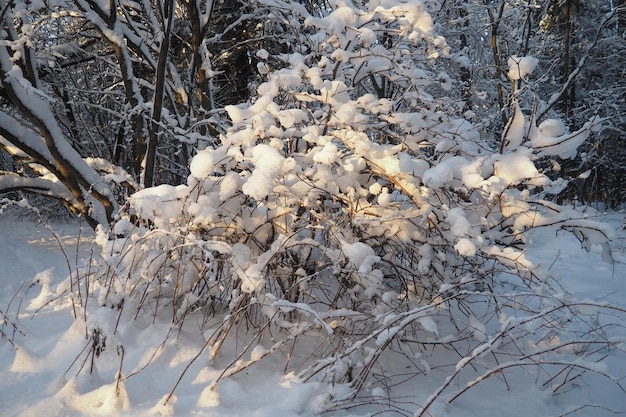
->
[144,0,175,188]
[559,0,573,118]
[486,1,506,117]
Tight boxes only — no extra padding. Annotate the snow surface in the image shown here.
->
[0,211,625,417]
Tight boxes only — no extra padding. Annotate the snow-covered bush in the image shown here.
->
[78,0,622,413]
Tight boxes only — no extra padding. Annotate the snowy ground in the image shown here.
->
[0,211,625,417]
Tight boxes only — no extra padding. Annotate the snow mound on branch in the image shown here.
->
[129,184,187,227]
[447,208,472,237]
[507,55,539,80]
[190,151,215,178]
[502,102,526,151]
[538,119,567,137]
[494,149,542,186]
[341,240,380,273]
[454,238,476,257]
[242,144,287,200]
[529,117,599,159]
[27,268,55,311]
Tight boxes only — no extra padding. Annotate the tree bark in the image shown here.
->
[144,0,175,188]
[559,0,573,118]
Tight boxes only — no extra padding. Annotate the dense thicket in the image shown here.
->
[1,1,625,415]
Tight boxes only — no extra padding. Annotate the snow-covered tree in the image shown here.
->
[0,0,119,227]
[0,0,277,223]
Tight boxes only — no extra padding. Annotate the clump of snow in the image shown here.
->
[447,207,471,238]
[538,119,566,137]
[190,150,216,178]
[422,160,453,188]
[241,144,286,200]
[27,268,55,311]
[256,49,269,60]
[197,386,220,407]
[493,149,540,185]
[129,184,187,227]
[149,395,176,416]
[251,344,269,362]
[341,240,380,273]
[359,27,376,46]
[219,171,241,201]
[422,156,468,188]
[377,187,392,206]
[507,55,539,80]
[369,182,383,195]
[277,108,308,128]
[454,238,476,257]
[112,218,134,237]
[502,102,526,151]
[529,120,592,159]
[313,142,340,164]
[225,104,253,124]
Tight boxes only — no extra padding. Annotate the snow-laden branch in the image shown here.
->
[0,171,75,203]
[0,12,118,226]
